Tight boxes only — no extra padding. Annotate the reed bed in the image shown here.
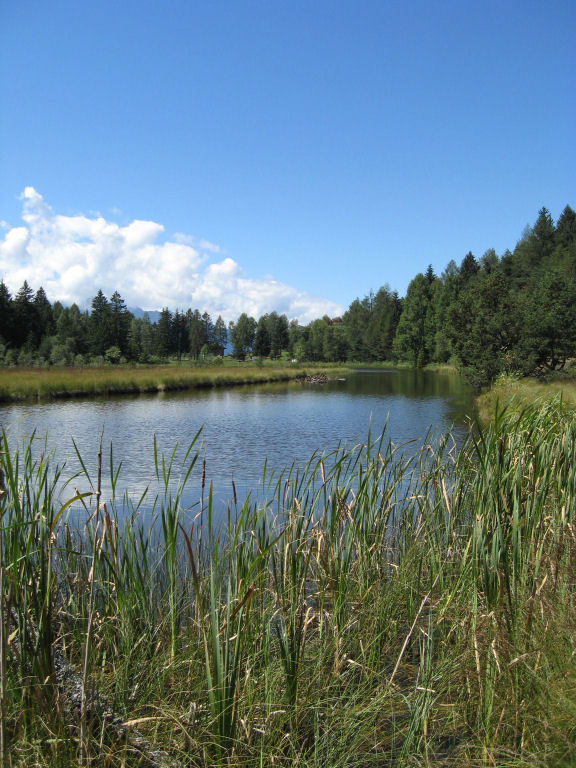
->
[0,363,349,403]
[1,402,576,766]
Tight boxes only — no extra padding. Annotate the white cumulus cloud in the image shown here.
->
[0,189,343,323]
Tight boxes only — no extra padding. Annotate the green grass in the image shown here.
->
[2,403,576,766]
[0,362,351,403]
[477,372,576,422]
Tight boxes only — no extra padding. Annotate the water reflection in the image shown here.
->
[0,370,475,519]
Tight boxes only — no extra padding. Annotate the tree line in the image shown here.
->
[1,204,575,384]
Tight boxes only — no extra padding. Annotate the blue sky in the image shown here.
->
[1,0,574,321]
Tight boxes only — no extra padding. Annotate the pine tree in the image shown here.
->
[459,252,479,284]
[88,290,113,358]
[156,308,173,358]
[343,298,371,360]
[172,310,188,360]
[202,312,214,352]
[212,315,228,356]
[517,267,576,372]
[554,205,576,265]
[13,281,37,348]
[56,304,88,356]
[139,313,154,360]
[188,310,206,359]
[531,206,555,261]
[447,271,520,384]
[33,287,54,344]
[269,313,289,358]
[392,274,436,366]
[109,291,131,354]
[254,315,271,357]
[0,281,14,346]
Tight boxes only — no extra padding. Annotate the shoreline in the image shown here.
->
[0,361,461,404]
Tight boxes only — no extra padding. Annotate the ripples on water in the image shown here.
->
[0,369,475,524]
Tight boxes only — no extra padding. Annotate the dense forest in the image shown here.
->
[1,204,575,385]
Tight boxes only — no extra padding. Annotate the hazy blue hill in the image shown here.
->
[128,307,162,323]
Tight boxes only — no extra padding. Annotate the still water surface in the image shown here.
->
[0,369,475,517]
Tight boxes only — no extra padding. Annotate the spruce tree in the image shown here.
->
[109,291,131,354]
[212,315,228,356]
[33,287,54,344]
[254,315,271,357]
[88,290,113,358]
[12,281,38,349]
[0,281,14,346]
[156,308,174,358]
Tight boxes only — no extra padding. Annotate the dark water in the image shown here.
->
[0,369,475,518]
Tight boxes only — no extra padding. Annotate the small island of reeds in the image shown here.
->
[0,361,350,403]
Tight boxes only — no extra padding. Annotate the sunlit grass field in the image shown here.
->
[0,361,350,402]
[477,372,576,421]
[2,400,576,766]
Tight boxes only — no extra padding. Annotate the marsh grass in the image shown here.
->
[0,362,350,403]
[477,373,576,422]
[1,402,576,766]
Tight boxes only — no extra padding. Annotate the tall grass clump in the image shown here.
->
[476,371,576,423]
[1,400,576,766]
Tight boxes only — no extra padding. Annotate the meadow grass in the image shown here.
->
[1,402,576,766]
[477,372,576,422]
[0,362,351,403]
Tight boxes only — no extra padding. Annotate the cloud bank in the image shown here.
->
[0,188,343,323]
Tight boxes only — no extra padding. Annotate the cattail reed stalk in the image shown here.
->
[0,465,6,767]
[2,397,576,763]
[79,430,103,764]
[198,457,206,560]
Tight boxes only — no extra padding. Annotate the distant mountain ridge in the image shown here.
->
[128,307,162,323]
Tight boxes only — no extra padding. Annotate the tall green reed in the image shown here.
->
[2,401,576,765]
[154,429,201,664]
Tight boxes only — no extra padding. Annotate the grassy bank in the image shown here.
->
[477,372,576,422]
[2,402,576,766]
[0,362,351,403]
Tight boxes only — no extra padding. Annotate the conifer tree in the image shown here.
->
[33,287,54,343]
[0,281,14,346]
[156,308,173,358]
[109,291,131,354]
[188,309,206,359]
[212,315,228,356]
[254,315,271,357]
[392,273,436,366]
[13,281,37,348]
[88,290,113,357]
[269,312,289,358]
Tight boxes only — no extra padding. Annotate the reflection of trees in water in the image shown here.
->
[333,369,472,399]
[0,369,475,527]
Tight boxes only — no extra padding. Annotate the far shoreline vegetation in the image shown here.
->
[0,360,352,403]
[1,204,575,390]
[0,357,467,404]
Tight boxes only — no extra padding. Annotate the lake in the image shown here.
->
[0,368,475,520]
